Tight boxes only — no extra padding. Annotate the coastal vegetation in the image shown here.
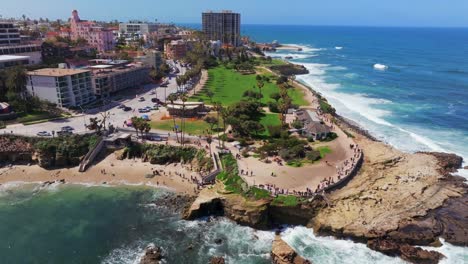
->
[217,154,270,199]
[120,143,213,172]
[33,134,99,168]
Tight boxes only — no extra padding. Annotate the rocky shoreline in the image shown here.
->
[180,111,467,263]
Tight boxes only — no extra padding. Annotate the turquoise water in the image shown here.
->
[0,184,466,263]
[0,184,274,264]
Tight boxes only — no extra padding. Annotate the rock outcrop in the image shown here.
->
[367,239,444,264]
[311,118,467,262]
[183,184,326,230]
[140,244,163,264]
[210,256,225,264]
[183,185,271,229]
[271,236,311,264]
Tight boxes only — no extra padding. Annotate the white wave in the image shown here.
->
[267,53,316,60]
[455,167,468,181]
[374,64,389,70]
[281,226,405,264]
[335,46,343,50]
[101,241,147,264]
[421,239,468,264]
[281,43,324,52]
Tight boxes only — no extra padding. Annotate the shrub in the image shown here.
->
[306,150,321,162]
[267,125,282,138]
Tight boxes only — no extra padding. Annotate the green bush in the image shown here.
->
[306,150,321,162]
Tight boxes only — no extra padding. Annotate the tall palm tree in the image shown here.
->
[257,80,264,97]
[212,102,223,148]
[179,93,188,146]
[167,93,180,143]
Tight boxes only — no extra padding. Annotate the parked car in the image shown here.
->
[123,106,132,112]
[61,126,74,131]
[37,131,51,137]
[146,136,163,141]
[57,130,73,136]
[138,97,145,102]
[117,104,126,109]
[151,98,162,104]
[149,91,156,95]
[138,108,150,113]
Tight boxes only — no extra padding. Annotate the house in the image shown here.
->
[166,101,206,117]
[0,102,11,114]
[295,109,331,141]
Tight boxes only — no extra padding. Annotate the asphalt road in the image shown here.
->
[0,61,188,137]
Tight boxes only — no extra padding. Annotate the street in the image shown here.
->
[0,61,187,137]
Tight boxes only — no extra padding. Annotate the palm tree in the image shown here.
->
[166,93,180,143]
[257,80,264,97]
[212,102,223,148]
[179,93,188,146]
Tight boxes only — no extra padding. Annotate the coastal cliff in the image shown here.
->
[311,117,467,262]
[183,184,327,230]
[183,117,466,263]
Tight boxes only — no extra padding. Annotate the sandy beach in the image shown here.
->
[0,153,202,195]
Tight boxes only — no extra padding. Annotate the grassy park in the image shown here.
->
[150,118,212,136]
[190,66,308,107]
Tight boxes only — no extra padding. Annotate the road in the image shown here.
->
[0,61,188,137]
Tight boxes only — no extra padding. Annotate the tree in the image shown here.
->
[212,102,223,147]
[206,90,214,102]
[204,116,218,131]
[5,66,27,98]
[270,92,281,102]
[166,93,180,143]
[257,80,264,97]
[291,119,303,129]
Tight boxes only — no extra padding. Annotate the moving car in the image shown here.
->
[57,130,73,136]
[138,108,150,113]
[138,97,145,102]
[117,104,126,109]
[123,106,132,112]
[36,131,51,137]
[61,126,74,131]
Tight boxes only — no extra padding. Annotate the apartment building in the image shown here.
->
[27,68,95,108]
[164,40,187,60]
[0,55,30,69]
[0,22,20,46]
[134,49,163,70]
[70,10,115,52]
[202,10,241,47]
[89,61,150,98]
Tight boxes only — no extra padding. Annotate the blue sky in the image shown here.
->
[2,0,468,27]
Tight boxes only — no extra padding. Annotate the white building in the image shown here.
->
[27,68,95,108]
[0,22,20,46]
[0,55,30,69]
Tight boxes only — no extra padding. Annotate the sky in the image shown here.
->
[1,0,468,27]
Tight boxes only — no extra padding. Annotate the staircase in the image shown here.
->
[78,137,105,172]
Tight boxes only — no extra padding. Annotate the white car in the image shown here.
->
[37,131,51,137]
[138,97,145,102]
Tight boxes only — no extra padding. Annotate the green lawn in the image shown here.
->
[150,118,212,136]
[317,146,332,158]
[190,66,307,107]
[16,111,67,125]
[259,113,281,137]
[272,195,300,207]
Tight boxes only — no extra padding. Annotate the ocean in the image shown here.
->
[240,25,468,179]
[1,25,468,263]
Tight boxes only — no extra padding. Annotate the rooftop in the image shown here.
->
[0,55,29,63]
[28,68,90,77]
